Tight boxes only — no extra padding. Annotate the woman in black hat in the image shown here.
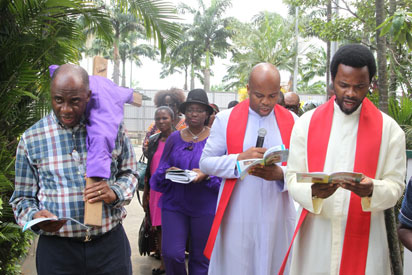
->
[150,89,221,275]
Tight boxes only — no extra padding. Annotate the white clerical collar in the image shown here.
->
[333,100,362,118]
[248,107,275,120]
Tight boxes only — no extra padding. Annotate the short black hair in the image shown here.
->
[155,106,174,120]
[227,100,239,108]
[330,44,376,83]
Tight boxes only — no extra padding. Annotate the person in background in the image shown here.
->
[208,103,220,128]
[284,92,302,116]
[150,89,221,275]
[143,88,186,157]
[398,177,412,251]
[227,100,239,109]
[143,106,175,275]
[327,83,335,100]
[10,64,137,274]
[277,91,285,106]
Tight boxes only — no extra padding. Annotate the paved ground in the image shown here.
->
[20,145,161,275]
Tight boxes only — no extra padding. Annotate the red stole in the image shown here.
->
[203,99,295,259]
[278,96,383,275]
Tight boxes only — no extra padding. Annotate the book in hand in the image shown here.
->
[23,217,90,232]
[296,171,363,184]
[165,169,198,184]
[237,144,289,180]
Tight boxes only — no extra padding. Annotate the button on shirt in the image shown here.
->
[10,112,138,237]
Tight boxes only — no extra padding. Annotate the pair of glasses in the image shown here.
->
[186,109,206,115]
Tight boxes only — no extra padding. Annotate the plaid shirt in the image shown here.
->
[10,112,138,237]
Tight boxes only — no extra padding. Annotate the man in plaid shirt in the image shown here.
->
[10,64,138,274]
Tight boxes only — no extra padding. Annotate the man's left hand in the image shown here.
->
[84,179,118,204]
[248,164,283,181]
[338,176,373,197]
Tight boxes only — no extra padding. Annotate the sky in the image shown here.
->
[80,0,290,91]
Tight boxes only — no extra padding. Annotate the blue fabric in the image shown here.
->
[36,224,132,275]
[399,177,412,228]
[10,112,138,237]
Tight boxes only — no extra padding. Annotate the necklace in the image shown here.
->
[187,127,206,141]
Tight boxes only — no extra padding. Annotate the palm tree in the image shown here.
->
[223,12,296,90]
[161,24,203,90]
[119,32,158,87]
[180,0,233,92]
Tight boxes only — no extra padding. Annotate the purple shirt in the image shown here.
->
[150,131,221,217]
[49,65,133,178]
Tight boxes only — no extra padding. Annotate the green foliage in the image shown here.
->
[388,96,412,149]
[223,12,296,90]
[0,0,112,273]
[119,0,182,58]
[297,80,326,95]
[378,10,412,50]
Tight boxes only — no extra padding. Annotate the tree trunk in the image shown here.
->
[204,68,210,93]
[377,1,402,274]
[112,41,120,85]
[204,50,211,93]
[121,58,126,87]
[130,59,133,88]
[376,0,388,114]
[184,66,188,90]
[385,207,403,275]
[388,0,397,98]
[326,0,332,96]
[190,55,195,90]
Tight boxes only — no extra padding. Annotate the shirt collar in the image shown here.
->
[51,111,86,131]
[248,107,275,120]
[333,100,362,118]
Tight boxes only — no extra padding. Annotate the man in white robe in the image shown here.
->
[200,63,297,275]
[286,44,406,275]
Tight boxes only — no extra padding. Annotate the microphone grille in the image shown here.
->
[258,128,267,137]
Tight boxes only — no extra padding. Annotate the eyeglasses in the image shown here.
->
[185,109,206,114]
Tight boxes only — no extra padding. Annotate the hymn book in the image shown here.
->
[237,144,289,180]
[296,171,363,184]
[23,217,89,232]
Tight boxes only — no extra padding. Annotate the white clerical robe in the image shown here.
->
[286,102,406,275]
[200,107,297,275]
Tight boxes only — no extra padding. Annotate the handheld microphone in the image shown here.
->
[256,128,267,148]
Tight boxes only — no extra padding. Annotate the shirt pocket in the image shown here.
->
[36,154,86,189]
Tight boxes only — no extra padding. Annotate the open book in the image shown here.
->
[23,217,90,232]
[296,172,363,184]
[166,169,198,184]
[237,144,289,180]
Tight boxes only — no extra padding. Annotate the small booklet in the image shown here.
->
[296,171,363,184]
[166,169,198,184]
[23,217,90,232]
[237,144,289,180]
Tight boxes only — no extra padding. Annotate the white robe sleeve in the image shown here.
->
[362,115,406,211]
[286,111,323,213]
[200,111,239,179]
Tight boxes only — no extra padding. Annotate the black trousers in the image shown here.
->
[36,224,132,275]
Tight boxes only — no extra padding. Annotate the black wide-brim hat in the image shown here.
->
[179,89,214,115]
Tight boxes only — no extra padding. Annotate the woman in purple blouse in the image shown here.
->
[150,89,221,275]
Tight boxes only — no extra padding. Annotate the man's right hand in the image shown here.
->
[33,210,67,232]
[311,183,339,199]
[237,147,266,161]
